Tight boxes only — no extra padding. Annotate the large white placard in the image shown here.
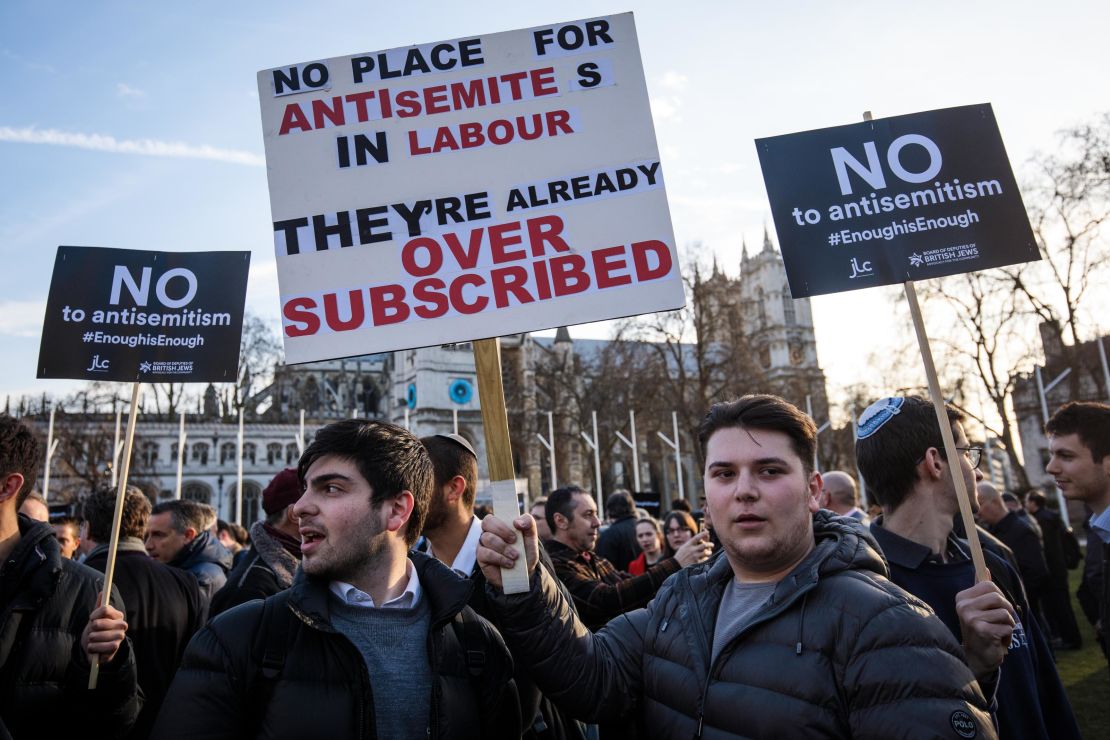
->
[258,13,684,363]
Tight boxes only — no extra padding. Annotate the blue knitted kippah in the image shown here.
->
[857,397,906,439]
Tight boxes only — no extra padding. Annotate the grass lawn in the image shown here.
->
[1055,565,1108,738]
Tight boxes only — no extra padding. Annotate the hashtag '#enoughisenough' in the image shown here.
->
[828,232,840,246]
[82,332,93,342]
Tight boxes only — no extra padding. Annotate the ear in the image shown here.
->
[553,511,570,531]
[284,504,298,526]
[384,491,416,536]
[922,447,945,481]
[444,475,467,505]
[183,526,199,541]
[807,471,822,513]
[0,472,24,504]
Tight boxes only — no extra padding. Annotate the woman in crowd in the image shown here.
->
[662,510,698,558]
[627,518,665,575]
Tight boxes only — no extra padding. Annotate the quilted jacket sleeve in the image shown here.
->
[150,603,260,740]
[489,565,650,724]
[64,577,140,740]
[841,589,997,740]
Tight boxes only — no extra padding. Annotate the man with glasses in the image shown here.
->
[856,396,1079,740]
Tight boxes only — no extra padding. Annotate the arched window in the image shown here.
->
[267,443,283,465]
[243,442,258,465]
[241,480,264,525]
[220,442,236,465]
[182,481,212,504]
[757,288,766,327]
[782,283,796,326]
[191,442,209,466]
[141,441,159,467]
[286,443,300,465]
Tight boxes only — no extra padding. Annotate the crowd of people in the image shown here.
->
[0,394,1107,739]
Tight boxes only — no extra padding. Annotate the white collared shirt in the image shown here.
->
[329,558,422,609]
[426,516,483,576]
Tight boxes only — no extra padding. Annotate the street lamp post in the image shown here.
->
[1036,366,1073,525]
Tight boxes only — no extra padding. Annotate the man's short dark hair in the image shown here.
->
[85,486,152,541]
[0,415,41,509]
[299,419,433,546]
[151,499,207,535]
[698,395,817,475]
[855,396,965,512]
[420,434,478,509]
[1027,490,1048,509]
[670,498,692,513]
[605,489,635,519]
[546,485,586,533]
[54,515,80,531]
[1046,401,1110,462]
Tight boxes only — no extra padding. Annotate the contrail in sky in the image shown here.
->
[0,126,265,166]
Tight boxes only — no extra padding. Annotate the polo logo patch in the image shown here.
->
[949,710,977,738]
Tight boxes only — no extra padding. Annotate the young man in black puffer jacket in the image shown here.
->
[0,415,139,740]
[477,396,994,739]
[154,420,519,740]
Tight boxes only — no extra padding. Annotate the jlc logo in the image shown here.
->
[849,257,874,279]
[87,355,110,372]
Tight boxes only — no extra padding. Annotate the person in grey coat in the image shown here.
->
[477,395,994,739]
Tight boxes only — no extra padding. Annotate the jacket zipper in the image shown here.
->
[691,574,818,739]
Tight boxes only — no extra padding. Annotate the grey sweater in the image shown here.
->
[328,594,433,739]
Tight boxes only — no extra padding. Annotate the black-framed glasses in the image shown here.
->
[915,446,983,469]
[961,447,983,468]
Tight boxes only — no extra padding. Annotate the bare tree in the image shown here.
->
[615,255,762,471]
[916,271,1035,489]
[913,114,1110,489]
[229,312,283,416]
[1005,115,1110,395]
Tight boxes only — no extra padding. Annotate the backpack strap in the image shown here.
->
[452,609,486,678]
[247,595,293,725]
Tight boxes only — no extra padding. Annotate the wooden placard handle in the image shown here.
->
[472,338,528,593]
[89,381,141,689]
[903,281,990,582]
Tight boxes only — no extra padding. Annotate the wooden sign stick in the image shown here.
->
[903,280,990,581]
[856,111,988,582]
[472,338,529,594]
[89,381,141,689]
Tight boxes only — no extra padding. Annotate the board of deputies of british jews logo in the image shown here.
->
[138,360,194,376]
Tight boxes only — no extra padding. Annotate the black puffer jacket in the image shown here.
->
[152,550,520,739]
[490,511,994,739]
[0,515,140,739]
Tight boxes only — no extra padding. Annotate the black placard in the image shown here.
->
[37,247,250,382]
[755,104,1039,298]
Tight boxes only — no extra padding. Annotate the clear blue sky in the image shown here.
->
[3,0,1108,406]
